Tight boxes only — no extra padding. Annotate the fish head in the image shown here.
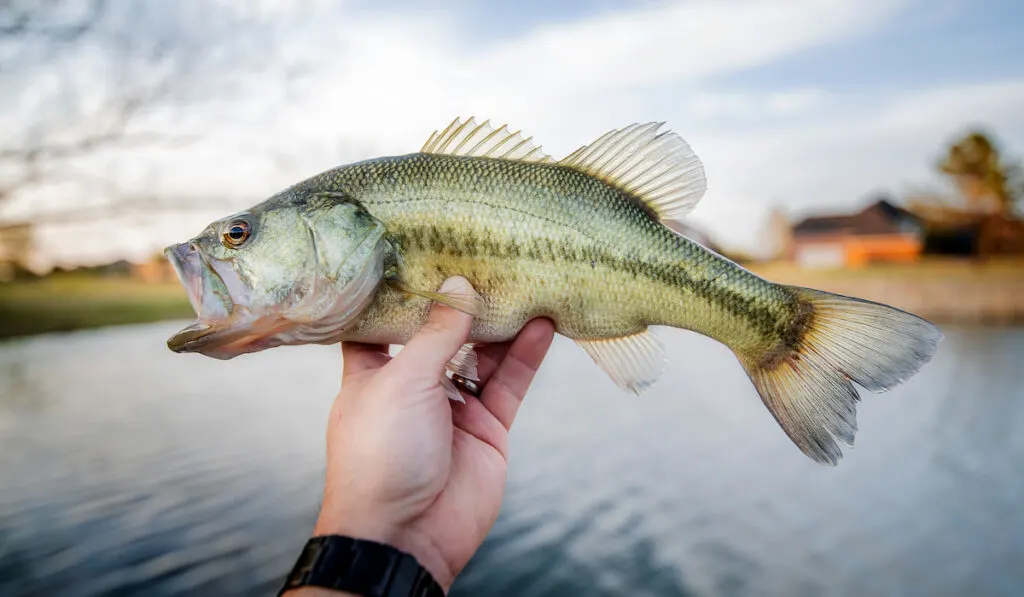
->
[165,194,387,359]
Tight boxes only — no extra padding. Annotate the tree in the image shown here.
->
[938,129,1021,216]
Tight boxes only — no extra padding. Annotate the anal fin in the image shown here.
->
[576,329,666,395]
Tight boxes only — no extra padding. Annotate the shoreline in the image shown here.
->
[0,275,194,340]
[2,258,1022,340]
[746,258,1024,325]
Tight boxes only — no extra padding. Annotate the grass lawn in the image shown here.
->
[0,274,195,340]
[747,256,1024,284]
[1,257,1021,340]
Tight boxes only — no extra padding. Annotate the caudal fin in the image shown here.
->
[739,286,943,466]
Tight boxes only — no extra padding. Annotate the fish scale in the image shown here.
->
[302,153,783,353]
[165,117,942,465]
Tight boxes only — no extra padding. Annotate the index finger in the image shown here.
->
[479,318,555,430]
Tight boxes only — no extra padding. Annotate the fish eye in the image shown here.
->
[221,220,251,247]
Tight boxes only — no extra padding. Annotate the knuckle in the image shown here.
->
[420,317,451,336]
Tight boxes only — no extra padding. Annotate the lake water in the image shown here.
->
[1,321,1022,596]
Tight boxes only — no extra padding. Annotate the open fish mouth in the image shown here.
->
[164,242,270,358]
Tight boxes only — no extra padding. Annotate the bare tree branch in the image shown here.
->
[0,0,106,41]
[0,1,223,218]
[1,1,312,231]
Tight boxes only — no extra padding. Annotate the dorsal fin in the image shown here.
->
[421,117,554,163]
[559,122,707,222]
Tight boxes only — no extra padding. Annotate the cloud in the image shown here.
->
[138,0,914,195]
[686,79,1024,252]
[212,0,340,20]
[685,88,829,120]
[477,0,909,95]
[9,0,1024,268]
[239,0,912,156]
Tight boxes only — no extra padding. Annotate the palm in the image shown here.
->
[406,419,509,574]
[321,316,555,590]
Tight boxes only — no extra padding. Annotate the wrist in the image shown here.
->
[279,535,446,597]
[312,515,454,593]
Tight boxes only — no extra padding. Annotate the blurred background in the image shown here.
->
[1,1,1022,595]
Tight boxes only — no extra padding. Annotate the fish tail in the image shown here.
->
[737,285,943,465]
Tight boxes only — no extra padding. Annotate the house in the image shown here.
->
[788,199,924,268]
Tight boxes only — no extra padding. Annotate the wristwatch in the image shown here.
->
[278,535,445,596]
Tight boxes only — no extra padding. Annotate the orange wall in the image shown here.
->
[792,234,921,267]
[843,235,921,267]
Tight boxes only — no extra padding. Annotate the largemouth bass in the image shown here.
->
[165,117,942,465]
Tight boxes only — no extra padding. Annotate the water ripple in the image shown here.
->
[1,322,1023,596]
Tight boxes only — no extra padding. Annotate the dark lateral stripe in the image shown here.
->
[388,224,783,336]
[299,152,790,338]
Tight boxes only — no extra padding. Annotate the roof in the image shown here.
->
[792,199,921,237]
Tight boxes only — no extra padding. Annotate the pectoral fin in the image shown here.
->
[387,274,485,317]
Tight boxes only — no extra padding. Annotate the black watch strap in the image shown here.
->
[278,535,445,597]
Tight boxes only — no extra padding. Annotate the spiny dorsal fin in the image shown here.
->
[559,122,707,222]
[421,117,554,163]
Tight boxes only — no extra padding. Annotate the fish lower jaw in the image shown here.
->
[166,308,360,359]
[166,310,281,358]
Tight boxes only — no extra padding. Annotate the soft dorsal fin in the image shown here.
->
[559,122,707,222]
[422,117,554,163]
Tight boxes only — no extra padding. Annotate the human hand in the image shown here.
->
[304,276,555,593]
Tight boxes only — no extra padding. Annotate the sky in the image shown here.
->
[3,0,1024,270]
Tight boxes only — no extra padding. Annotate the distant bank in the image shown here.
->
[0,274,194,340]
[748,258,1024,326]
[1,258,1022,340]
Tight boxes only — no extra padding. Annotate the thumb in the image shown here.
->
[393,276,478,376]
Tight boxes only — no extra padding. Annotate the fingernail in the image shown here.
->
[439,276,473,294]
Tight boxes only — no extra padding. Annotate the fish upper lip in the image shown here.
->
[165,242,204,316]
[165,241,237,320]
[165,241,246,354]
